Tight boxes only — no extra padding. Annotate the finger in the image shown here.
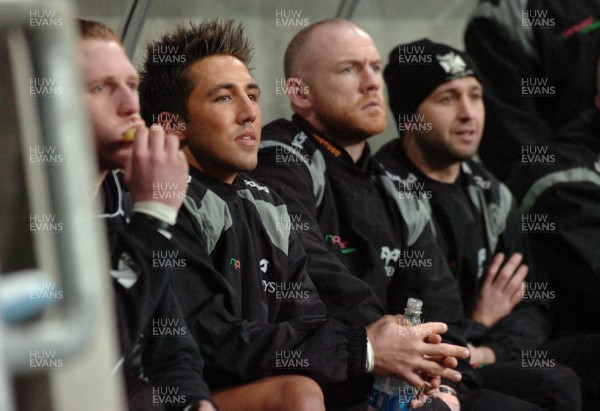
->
[132,125,149,154]
[148,123,166,152]
[416,373,440,388]
[423,377,441,392]
[484,253,505,285]
[510,281,526,307]
[419,378,435,391]
[427,376,441,389]
[425,333,442,344]
[415,322,448,336]
[422,355,458,369]
[440,355,458,368]
[496,253,523,287]
[164,131,182,157]
[506,264,528,294]
[415,358,462,382]
[411,370,441,390]
[423,342,470,359]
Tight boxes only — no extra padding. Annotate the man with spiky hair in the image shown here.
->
[139,19,469,411]
[78,19,215,411]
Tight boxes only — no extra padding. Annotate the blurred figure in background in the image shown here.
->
[509,56,600,409]
[465,0,600,181]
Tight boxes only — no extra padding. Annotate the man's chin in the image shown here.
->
[361,122,387,139]
[361,113,387,134]
[241,160,258,172]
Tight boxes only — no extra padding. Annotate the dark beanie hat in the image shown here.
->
[384,39,480,131]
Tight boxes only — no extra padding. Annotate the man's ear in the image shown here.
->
[285,77,311,110]
[156,111,186,142]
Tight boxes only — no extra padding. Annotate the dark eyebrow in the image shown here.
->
[207,82,261,96]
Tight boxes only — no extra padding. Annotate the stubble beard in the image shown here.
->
[312,98,387,145]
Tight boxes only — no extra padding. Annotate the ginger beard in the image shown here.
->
[309,86,387,143]
[298,23,388,144]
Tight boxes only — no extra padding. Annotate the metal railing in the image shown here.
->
[0,0,117,409]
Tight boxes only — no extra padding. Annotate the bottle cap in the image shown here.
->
[406,298,423,313]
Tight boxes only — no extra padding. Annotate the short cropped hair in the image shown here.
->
[77,19,121,43]
[139,19,252,125]
[283,18,359,79]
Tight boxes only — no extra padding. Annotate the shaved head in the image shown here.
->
[281,18,386,148]
[284,18,363,80]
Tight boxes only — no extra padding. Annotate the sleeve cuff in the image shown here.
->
[347,327,368,377]
[464,319,488,342]
[366,337,375,373]
[133,201,178,226]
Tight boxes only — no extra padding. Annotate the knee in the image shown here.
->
[266,375,325,411]
[545,365,582,409]
[547,365,581,393]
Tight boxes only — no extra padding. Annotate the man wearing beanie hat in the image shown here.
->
[376,39,597,410]
[385,39,480,136]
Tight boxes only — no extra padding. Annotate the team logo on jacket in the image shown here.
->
[229,258,241,270]
[110,252,139,289]
[292,132,307,148]
[380,246,401,277]
[244,180,270,193]
[325,234,356,254]
[473,175,491,190]
[260,259,269,273]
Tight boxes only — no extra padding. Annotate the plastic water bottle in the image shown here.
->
[368,298,423,411]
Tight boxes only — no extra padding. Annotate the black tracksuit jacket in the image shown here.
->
[101,171,211,411]
[508,110,600,337]
[249,115,481,403]
[465,0,600,181]
[169,167,369,398]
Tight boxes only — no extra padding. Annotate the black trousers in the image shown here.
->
[421,389,548,411]
[475,361,580,410]
[541,334,600,411]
